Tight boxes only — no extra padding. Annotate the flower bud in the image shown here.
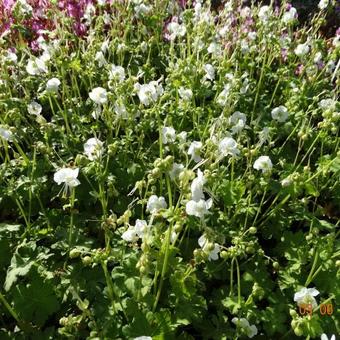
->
[108,142,119,155]
[82,256,92,266]
[293,325,304,337]
[249,226,257,234]
[59,317,68,326]
[69,249,81,259]
[289,309,297,317]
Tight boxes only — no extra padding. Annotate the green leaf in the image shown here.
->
[4,253,34,291]
[12,274,59,326]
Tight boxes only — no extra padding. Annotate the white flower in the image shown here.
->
[169,163,184,180]
[188,141,203,163]
[109,65,125,82]
[258,5,271,22]
[146,195,167,213]
[271,106,289,122]
[84,138,104,160]
[318,0,329,10]
[282,7,297,24]
[162,127,176,144]
[26,58,47,75]
[17,0,32,14]
[229,111,247,132]
[167,22,186,41]
[203,64,215,81]
[231,120,246,134]
[253,156,272,173]
[121,219,149,242]
[240,40,250,54]
[54,168,80,194]
[97,0,106,6]
[101,40,110,53]
[5,51,17,63]
[240,6,251,18]
[294,287,320,309]
[216,84,231,106]
[248,31,257,41]
[218,137,239,157]
[191,169,206,201]
[314,52,323,63]
[281,177,293,187]
[135,81,163,106]
[177,131,187,144]
[134,219,149,237]
[295,43,310,57]
[207,42,221,56]
[27,101,42,116]
[83,3,96,23]
[46,78,61,93]
[121,228,139,242]
[40,50,51,62]
[95,51,106,67]
[0,127,13,141]
[178,87,193,101]
[114,102,128,119]
[232,318,258,338]
[133,337,152,340]
[134,2,152,17]
[319,99,335,110]
[321,334,336,340]
[89,87,108,105]
[186,199,212,218]
[259,127,270,144]
[198,234,220,261]
[333,36,340,48]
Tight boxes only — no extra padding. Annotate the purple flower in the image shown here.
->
[295,64,304,76]
[281,48,288,62]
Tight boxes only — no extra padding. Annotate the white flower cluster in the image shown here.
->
[134,80,163,106]
[185,169,212,218]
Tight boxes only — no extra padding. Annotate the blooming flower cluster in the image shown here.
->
[185,170,212,219]
[0,0,338,338]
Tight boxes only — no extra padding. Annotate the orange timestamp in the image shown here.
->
[298,303,334,316]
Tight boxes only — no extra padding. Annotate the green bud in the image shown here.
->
[151,167,161,178]
[69,249,81,259]
[59,317,68,326]
[174,222,182,233]
[82,256,92,266]
[206,242,215,251]
[305,234,313,241]
[108,142,119,156]
[289,309,297,317]
[220,250,228,259]
[249,227,257,234]
[336,260,340,267]
[246,246,255,254]
[273,262,280,270]
[153,158,162,168]
[293,325,304,337]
